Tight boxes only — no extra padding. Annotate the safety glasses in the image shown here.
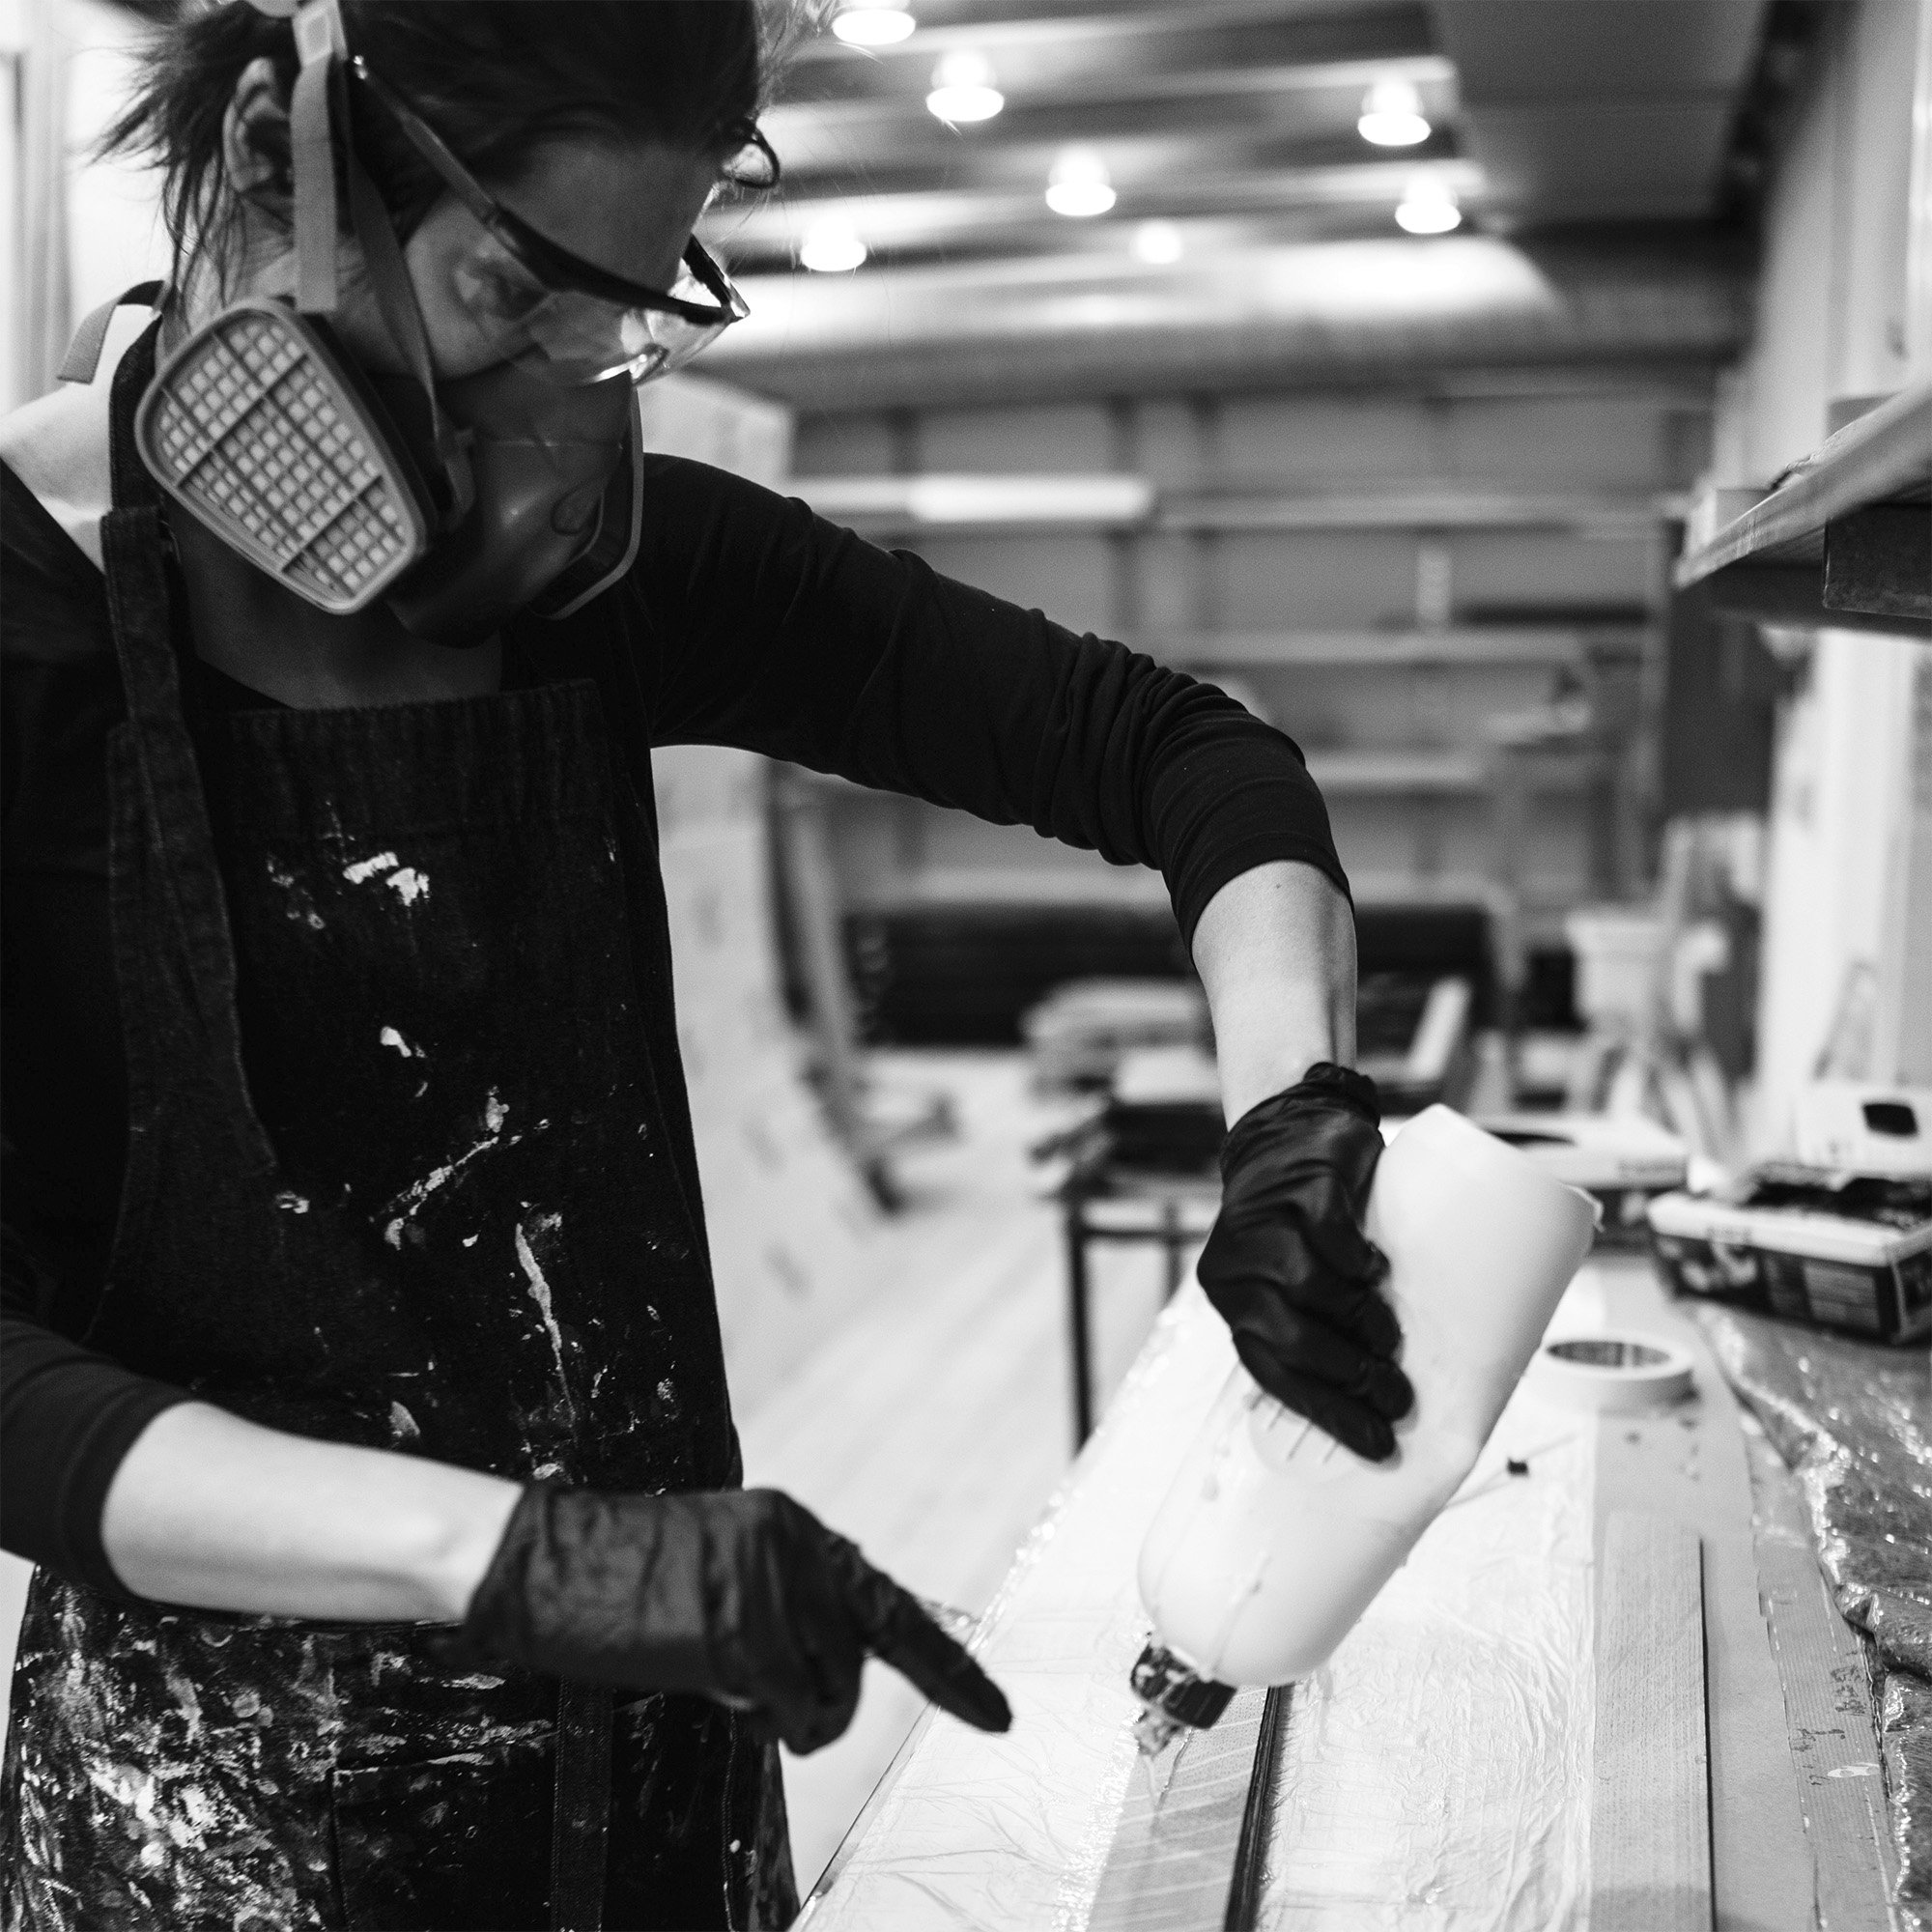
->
[351,57,770,386]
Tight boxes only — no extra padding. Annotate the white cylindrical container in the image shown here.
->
[1133,1106,1597,1728]
[1563,906,1664,1030]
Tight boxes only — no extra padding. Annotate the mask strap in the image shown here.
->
[289,0,343,314]
[335,75,475,523]
[288,0,474,525]
[58,281,169,384]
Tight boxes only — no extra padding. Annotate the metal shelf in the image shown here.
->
[793,474,1671,539]
[1674,385,1931,632]
[1157,490,1666,537]
[1302,748,1487,794]
[1140,626,1649,668]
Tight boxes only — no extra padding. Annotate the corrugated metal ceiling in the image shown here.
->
[703,0,1777,403]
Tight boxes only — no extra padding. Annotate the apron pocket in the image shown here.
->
[330,1742,554,1932]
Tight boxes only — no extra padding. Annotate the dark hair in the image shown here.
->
[104,0,790,286]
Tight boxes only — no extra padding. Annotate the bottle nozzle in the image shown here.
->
[1128,1640,1235,1754]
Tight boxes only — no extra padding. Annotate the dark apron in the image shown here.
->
[1,324,796,1930]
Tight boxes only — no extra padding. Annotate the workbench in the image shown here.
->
[797,1254,1903,1931]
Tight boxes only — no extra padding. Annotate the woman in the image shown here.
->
[0,3,1411,1926]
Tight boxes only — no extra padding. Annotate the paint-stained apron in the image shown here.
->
[0,323,796,1931]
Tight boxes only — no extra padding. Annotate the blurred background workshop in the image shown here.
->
[3,0,1928,1927]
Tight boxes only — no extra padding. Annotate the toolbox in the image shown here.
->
[1647,1163,1932,1343]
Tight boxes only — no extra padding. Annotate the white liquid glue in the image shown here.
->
[1130,1105,1599,1756]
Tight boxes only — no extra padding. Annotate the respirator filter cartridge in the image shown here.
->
[136,297,436,615]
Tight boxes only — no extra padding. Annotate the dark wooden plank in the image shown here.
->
[1825,505,1932,621]
[1223,1687,1290,1932]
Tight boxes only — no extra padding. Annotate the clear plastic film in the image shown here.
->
[1695,1304,1932,1904]
[1692,1305,1932,1621]
[800,1284,1601,1932]
[1256,1374,1597,1931]
[797,1289,1237,1932]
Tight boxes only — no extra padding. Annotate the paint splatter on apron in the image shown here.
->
[0,324,795,1930]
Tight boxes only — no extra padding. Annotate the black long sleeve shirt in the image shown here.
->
[2,452,1346,1592]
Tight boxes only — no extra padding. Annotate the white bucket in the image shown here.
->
[1564,906,1664,1027]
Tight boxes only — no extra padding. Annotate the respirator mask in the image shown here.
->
[133,0,771,646]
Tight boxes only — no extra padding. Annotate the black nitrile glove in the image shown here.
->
[461,1485,1011,1755]
[1196,1063,1413,1460]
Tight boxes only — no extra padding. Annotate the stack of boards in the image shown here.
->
[642,379,883,1415]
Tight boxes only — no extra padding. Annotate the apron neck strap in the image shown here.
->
[99,319,278,1179]
[108,310,165,513]
[58,281,168,386]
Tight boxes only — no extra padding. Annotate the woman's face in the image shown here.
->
[385,136,724,381]
[226,63,722,384]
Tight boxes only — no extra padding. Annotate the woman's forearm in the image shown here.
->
[99,1402,522,1623]
[1191,860,1357,1125]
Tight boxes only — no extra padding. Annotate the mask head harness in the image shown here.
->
[124,0,650,628]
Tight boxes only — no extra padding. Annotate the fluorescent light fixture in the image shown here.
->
[1358,76,1430,147]
[800,217,867,273]
[1045,147,1116,218]
[926,50,1003,123]
[1395,175,1462,234]
[1131,218,1185,266]
[802,473,1155,526]
[832,0,916,45]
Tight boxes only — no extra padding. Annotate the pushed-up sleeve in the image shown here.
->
[1,1224,190,1593]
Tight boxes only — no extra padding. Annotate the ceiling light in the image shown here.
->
[832,0,916,47]
[926,51,1003,124]
[1046,147,1116,218]
[1395,175,1462,234]
[1131,219,1184,266]
[1357,76,1431,147]
[800,216,868,273]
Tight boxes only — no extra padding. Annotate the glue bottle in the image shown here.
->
[1130,1105,1598,1749]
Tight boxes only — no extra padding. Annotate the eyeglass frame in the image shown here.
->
[347,55,768,332]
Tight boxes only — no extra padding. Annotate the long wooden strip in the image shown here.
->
[1591,1261,1816,1926]
[1592,1510,1714,1932]
[1089,1689,1271,1932]
[1756,1536,1900,1926]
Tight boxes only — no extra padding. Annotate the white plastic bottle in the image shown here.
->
[1130,1105,1598,1744]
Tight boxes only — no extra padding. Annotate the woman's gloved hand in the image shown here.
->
[1196,1063,1413,1460]
[460,1485,1011,1754]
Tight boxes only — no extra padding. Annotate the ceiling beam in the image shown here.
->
[762,56,1458,183]
[701,232,1747,411]
[778,2,1435,104]
[706,157,1483,268]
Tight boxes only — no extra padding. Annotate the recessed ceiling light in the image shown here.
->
[800,217,869,272]
[1131,219,1184,266]
[926,51,1004,124]
[1358,76,1431,147]
[832,0,916,47]
[1395,175,1462,234]
[1046,146,1116,218]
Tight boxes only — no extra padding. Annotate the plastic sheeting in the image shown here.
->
[802,1274,1603,1932]
[797,1287,1235,1932]
[1696,1306,1932,1906]
[1255,1345,1597,1931]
